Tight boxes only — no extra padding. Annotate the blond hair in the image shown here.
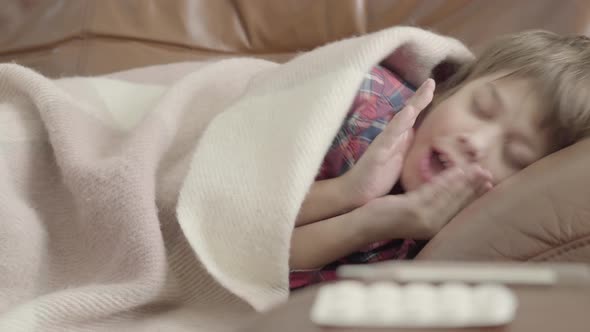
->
[437,30,590,147]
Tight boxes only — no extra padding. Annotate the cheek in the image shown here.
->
[415,107,454,138]
[480,148,516,185]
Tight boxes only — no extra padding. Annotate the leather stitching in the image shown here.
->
[529,235,590,261]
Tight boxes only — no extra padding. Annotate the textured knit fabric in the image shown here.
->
[289,65,419,290]
[0,26,472,331]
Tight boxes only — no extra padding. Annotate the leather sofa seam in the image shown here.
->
[529,235,590,261]
[0,34,296,58]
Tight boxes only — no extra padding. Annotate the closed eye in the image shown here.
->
[472,97,496,119]
[504,141,533,170]
[506,153,528,170]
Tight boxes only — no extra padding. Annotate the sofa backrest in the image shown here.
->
[2,0,589,76]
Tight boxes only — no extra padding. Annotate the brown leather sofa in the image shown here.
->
[2,0,590,263]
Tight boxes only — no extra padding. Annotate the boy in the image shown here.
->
[289,30,590,288]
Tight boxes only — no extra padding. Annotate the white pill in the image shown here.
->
[311,282,367,325]
[401,283,438,325]
[472,284,518,324]
[329,281,366,302]
[437,282,473,325]
[364,282,404,325]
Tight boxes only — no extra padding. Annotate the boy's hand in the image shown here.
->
[343,79,435,206]
[360,164,493,241]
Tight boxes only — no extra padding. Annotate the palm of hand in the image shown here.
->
[343,79,435,205]
[345,130,412,204]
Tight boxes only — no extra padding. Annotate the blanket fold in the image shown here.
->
[0,26,472,331]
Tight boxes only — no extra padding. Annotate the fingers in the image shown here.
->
[411,167,463,204]
[391,77,436,135]
[379,129,413,176]
[430,167,481,219]
[368,79,436,160]
[377,79,436,146]
[390,78,435,135]
[408,165,493,223]
[407,78,435,113]
[371,108,415,155]
[473,167,494,196]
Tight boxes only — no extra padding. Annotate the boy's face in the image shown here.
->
[400,73,556,191]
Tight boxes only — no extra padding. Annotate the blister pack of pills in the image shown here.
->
[310,281,518,328]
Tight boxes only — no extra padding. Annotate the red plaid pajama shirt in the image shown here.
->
[290,65,426,290]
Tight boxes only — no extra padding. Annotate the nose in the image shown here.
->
[457,133,488,162]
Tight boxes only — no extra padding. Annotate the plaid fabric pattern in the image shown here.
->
[290,65,423,290]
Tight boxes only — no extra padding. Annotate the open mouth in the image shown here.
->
[420,148,453,182]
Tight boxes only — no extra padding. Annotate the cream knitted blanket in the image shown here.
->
[0,26,472,331]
